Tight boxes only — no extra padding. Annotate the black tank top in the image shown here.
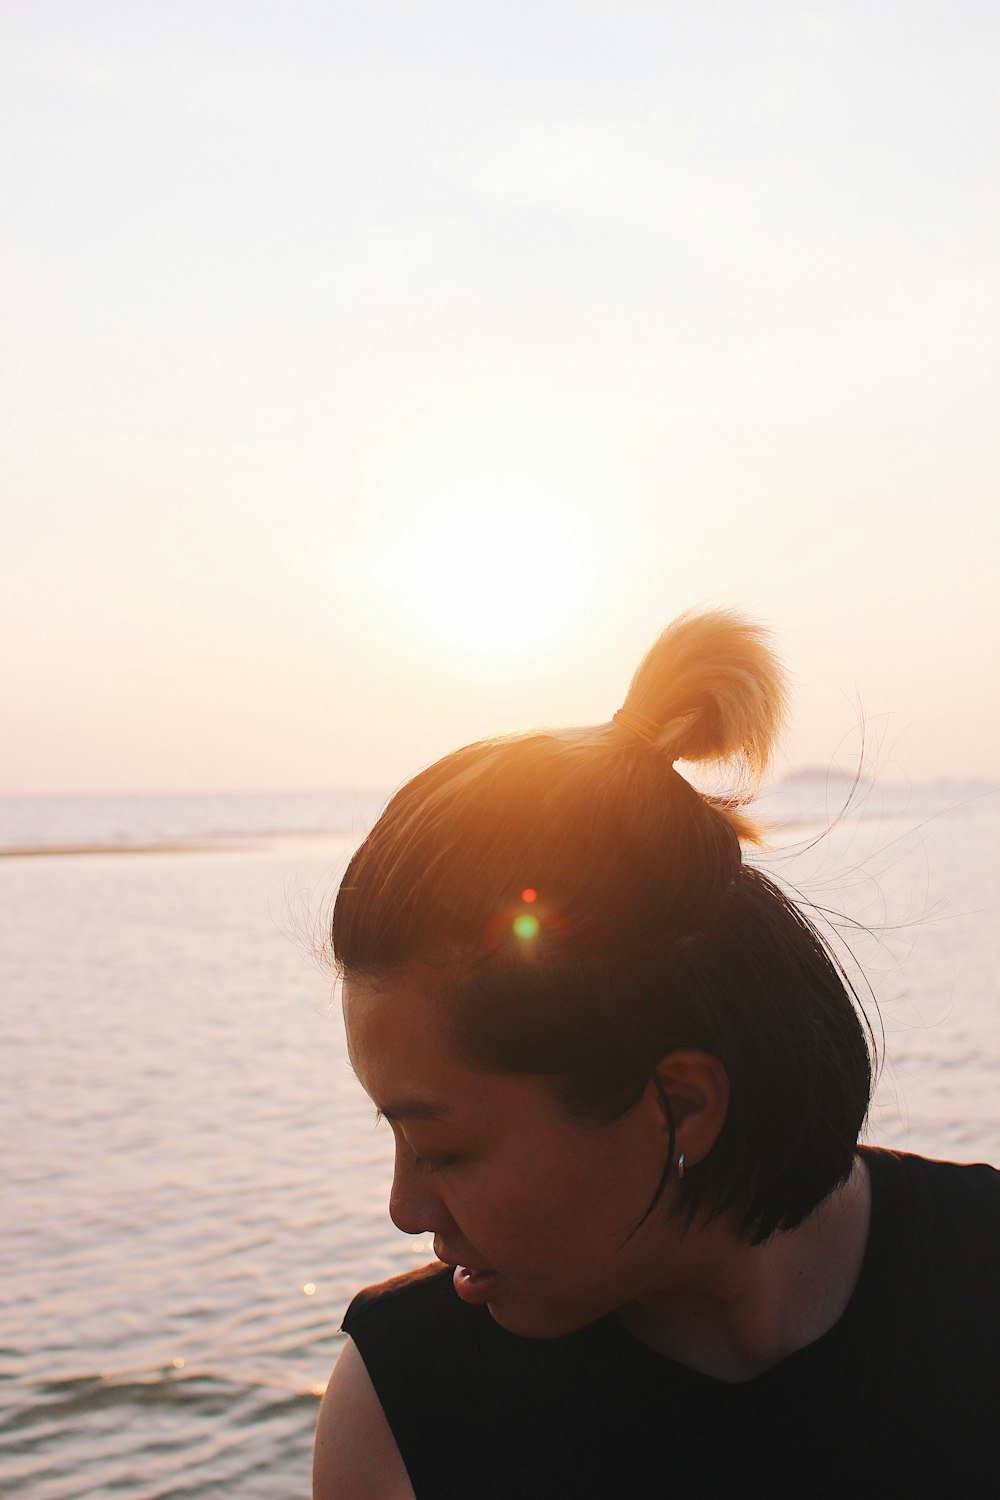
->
[342,1149,1000,1498]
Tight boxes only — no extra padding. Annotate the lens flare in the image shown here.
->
[520,888,538,903]
[512,913,540,940]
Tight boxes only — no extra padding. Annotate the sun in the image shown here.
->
[380,473,597,660]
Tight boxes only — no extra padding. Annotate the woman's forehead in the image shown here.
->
[342,970,552,1126]
[343,971,468,1105]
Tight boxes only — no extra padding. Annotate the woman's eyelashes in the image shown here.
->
[412,1150,461,1175]
[374,1115,463,1175]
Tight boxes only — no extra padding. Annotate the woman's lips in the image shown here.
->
[433,1243,505,1305]
[452,1264,504,1305]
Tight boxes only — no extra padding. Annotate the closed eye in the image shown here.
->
[373,1107,462,1174]
[412,1152,460,1175]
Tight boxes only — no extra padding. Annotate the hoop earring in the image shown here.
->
[676,1153,685,1180]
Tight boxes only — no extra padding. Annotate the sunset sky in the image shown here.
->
[3,1,997,792]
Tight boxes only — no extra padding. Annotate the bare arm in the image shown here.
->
[313,1338,416,1500]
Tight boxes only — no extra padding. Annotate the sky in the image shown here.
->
[2,0,998,792]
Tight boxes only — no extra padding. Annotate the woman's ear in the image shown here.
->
[649,1050,731,1166]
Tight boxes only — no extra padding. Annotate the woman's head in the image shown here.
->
[333,611,873,1245]
[343,965,734,1338]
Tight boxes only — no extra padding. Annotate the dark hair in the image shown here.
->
[333,611,873,1244]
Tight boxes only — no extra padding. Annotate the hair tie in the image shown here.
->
[612,708,660,745]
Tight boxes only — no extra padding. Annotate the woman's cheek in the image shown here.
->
[448,1171,530,1246]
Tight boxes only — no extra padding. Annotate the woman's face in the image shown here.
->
[343,967,698,1339]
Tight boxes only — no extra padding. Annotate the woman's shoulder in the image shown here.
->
[860,1145,1000,1294]
[862,1144,1000,1210]
[313,1338,416,1500]
[343,1260,455,1329]
[314,1265,470,1500]
[341,1260,481,1366]
[327,1266,595,1499]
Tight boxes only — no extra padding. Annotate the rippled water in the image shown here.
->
[2,785,998,1497]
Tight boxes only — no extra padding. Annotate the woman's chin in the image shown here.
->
[482,1292,599,1341]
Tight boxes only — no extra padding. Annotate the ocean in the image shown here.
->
[2,780,998,1498]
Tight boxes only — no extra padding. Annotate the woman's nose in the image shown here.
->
[389,1151,453,1237]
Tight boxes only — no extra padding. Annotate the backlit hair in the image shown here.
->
[333,610,873,1243]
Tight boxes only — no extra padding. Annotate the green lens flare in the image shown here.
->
[512,913,540,940]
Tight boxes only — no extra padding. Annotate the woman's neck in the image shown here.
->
[620,1155,872,1382]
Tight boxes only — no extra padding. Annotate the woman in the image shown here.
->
[314,611,999,1499]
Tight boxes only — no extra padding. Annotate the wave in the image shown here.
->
[1,1366,325,1499]
[2,1366,321,1429]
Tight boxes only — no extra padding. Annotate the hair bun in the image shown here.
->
[618,610,786,785]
